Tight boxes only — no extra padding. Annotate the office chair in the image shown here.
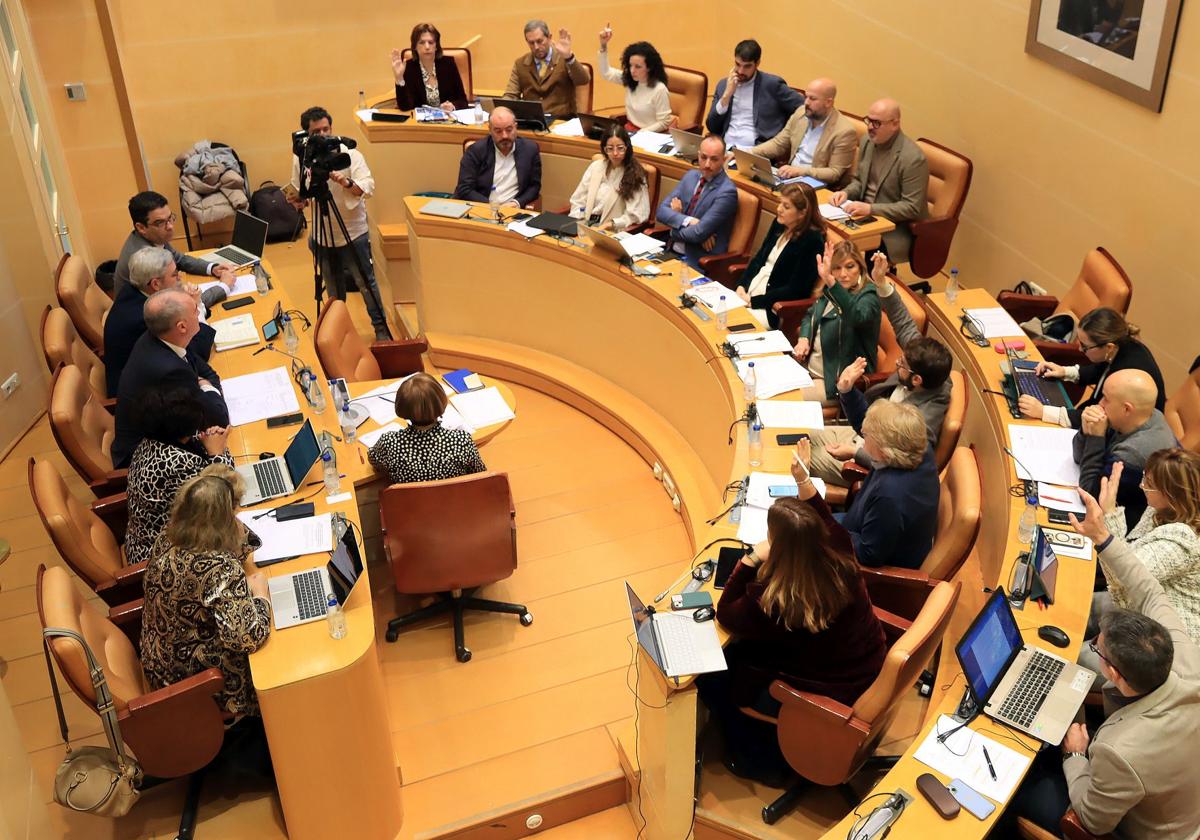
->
[54,253,111,355]
[1018,811,1111,840]
[313,299,426,383]
[380,471,532,662]
[573,61,595,115]
[1164,363,1200,453]
[663,64,708,131]
[907,139,973,279]
[553,154,661,234]
[40,305,110,405]
[47,364,127,497]
[647,185,760,288]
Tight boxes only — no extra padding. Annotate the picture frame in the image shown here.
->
[1024,0,1184,111]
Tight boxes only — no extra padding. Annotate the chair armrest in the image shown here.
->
[997,291,1059,323]
[101,397,117,414]
[771,297,817,344]
[107,597,143,647]
[698,252,749,290]
[840,462,870,485]
[736,704,779,725]
[860,566,935,623]
[1035,340,1087,369]
[769,681,853,720]
[592,106,626,120]
[872,605,912,640]
[88,470,128,498]
[1061,808,1109,840]
[90,491,129,541]
[644,223,671,242]
[121,667,227,778]
[97,562,146,608]
[907,216,958,280]
[370,338,428,378]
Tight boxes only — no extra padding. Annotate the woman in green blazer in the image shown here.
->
[792,239,882,401]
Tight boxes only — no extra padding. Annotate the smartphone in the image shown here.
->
[948,779,996,820]
[1046,508,1072,525]
[728,323,757,332]
[266,412,304,428]
[776,433,810,446]
[671,591,713,610]
[221,296,254,311]
[768,484,799,497]
[713,546,744,589]
[851,214,877,225]
[262,319,280,341]
[510,212,533,222]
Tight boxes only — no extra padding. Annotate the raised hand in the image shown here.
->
[555,28,574,59]
[1099,461,1123,514]
[599,23,613,47]
[1068,488,1111,546]
[721,68,739,105]
[870,250,890,288]
[390,48,407,83]
[836,356,868,394]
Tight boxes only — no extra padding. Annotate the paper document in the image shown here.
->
[199,274,258,299]
[735,504,769,543]
[613,232,664,257]
[754,400,825,430]
[736,355,814,399]
[450,386,514,428]
[1007,425,1081,486]
[439,403,476,434]
[357,422,401,449]
[728,330,793,357]
[211,313,259,351]
[745,471,827,509]
[414,105,452,123]
[550,117,584,137]
[451,108,483,125]
[691,282,748,313]
[630,130,673,152]
[818,204,850,221]
[355,108,376,123]
[963,307,1025,339]
[507,218,546,239]
[222,367,301,427]
[240,511,333,565]
[1037,483,1086,514]
[1041,527,1094,560]
[914,715,1032,803]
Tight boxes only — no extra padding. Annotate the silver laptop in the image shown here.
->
[955,588,1094,744]
[585,226,629,262]
[236,419,322,506]
[420,199,472,219]
[670,127,702,160]
[626,583,725,678]
[208,211,269,267]
[270,518,364,630]
[732,148,781,187]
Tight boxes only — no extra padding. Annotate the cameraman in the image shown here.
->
[289,106,390,340]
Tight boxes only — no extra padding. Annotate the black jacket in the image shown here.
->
[103,283,215,397]
[736,224,823,328]
[1069,339,1165,427]
[453,137,541,208]
[394,55,469,111]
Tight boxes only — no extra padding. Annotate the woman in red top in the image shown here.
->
[698,441,887,784]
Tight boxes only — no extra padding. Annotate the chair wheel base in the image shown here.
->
[456,647,472,663]
[385,628,399,643]
[520,612,534,626]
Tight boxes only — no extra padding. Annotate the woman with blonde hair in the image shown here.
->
[368,372,486,484]
[697,439,886,784]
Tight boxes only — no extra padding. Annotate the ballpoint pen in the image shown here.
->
[982,744,998,781]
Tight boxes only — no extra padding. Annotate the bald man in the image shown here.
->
[1074,368,1179,531]
[704,40,803,150]
[829,98,929,263]
[454,106,542,209]
[747,77,859,190]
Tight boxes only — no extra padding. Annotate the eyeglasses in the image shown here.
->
[1139,476,1157,492]
[863,117,892,129]
[896,357,911,372]
[1078,340,1108,352]
[604,145,627,153]
[1088,639,1113,668]
[147,213,177,229]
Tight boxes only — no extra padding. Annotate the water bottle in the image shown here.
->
[326,593,347,639]
[282,313,299,353]
[357,89,366,112]
[716,295,728,331]
[307,373,326,416]
[1018,492,1038,545]
[322,450,340,495]
[254,267,269,296]
[679,263,693,295]
[748,423,763,467]
[743,361,757,402]
[339,401,357,443]
[474,100,484,125]
[488,185,501,220]
[946,267,961,306]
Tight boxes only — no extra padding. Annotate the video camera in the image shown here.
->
[291,130,356,199]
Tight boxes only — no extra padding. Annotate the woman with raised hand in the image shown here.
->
[391,23,469,112]
[597,23,673,133]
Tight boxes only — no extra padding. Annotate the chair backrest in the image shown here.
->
[1055,247,1133,319]
[663,64,708,131]
[48,364,116,484]
[41,305,107,398]
[54,253,110,354]
[640,160,661,224]
[401,47,474,102]
[381,471,517,593]
[933,369,967,470]
[314,299,382,383]
[726,186,762,257]
[29,458,124,590]
[916,138,972,221]
[873,282,928,374]
[574,61,594,115]
[921,446,981,580]
[1164,365,1200,453]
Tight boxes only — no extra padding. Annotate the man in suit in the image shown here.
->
[656,134,739,271]
[503,21,589,119]
[112,289,229,468]
[704,40,802,150]
[1005,487,1200,838]
[829,98,928,263]
[454,107,542,209]
[103,247,217,397]
[747,77,858,190]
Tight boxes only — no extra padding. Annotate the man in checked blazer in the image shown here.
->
[656,135,739,271]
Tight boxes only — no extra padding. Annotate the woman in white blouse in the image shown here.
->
[568,126,650,232]
[597,24,673,133]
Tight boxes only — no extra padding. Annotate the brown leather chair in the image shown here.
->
[54,253,111,355]
[47,364,126,496]
[314,299,426,383]
[401,47,474,102]
[1018,811,1111,840]
[29,457,139,605]
[37,563,227,839]
[997,248,1133,369]
[41,305,109,402]
[744,579,961,824]
[573,61,595,115]
[1164,363,1200,453]
[380,471,532,662]
[905,139,972,279]
[663,64,708,131]
[694,186,761,288]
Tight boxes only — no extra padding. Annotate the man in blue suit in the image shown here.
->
[705,40,803,149]
[656,135,739,270]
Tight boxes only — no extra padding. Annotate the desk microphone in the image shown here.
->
[1003,445,1038,497]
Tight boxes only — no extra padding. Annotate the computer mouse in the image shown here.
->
[693,606,715,623]
[1038,625,1070,648]
[258,452,276,460]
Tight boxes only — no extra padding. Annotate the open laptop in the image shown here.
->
[669,127,702,160]
[1026,525,1060,605]
[578,113,621,140]
[208,211,269,267]
[1004,343,1072,412]
[491,97,549,131]
[270,518,364,630]
[585,226,630,263]
[625,583,725,678]
[236,419,322,505]
[955,587,1093,744]
[732,148,782,187]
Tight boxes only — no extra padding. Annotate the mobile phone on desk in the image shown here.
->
[1046,508,1072,525]
[768,484,799,497]
[262,319,280,341]
[671,591,713,610]
[728,322,757,332]
[221,296,254,311]
[948,779,995,820]
[776,433,809,446]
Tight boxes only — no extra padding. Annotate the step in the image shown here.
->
[378,222,410,260]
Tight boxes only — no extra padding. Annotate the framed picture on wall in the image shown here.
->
[1025,0,1183,111]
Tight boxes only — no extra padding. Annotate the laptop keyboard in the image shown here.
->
[252,459,288,499]
[656,615,707,674]
[1015,369,1056,405]
[212,247,254,265]
[292,569,328,621]
[998,650,1065,728]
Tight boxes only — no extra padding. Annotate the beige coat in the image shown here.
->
[748,107,858,190]
[504,49,590,118]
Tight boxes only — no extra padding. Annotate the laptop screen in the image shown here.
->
[326,525,363,606]
[955,587,1025,706]
[231,211,269,256]
[283,420,321,485]
[625,582,666,674]
[1033,526,1059,603]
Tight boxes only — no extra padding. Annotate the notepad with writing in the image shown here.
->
[443,369,485,394]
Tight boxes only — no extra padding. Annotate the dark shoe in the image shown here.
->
[374,326,393,341]
[721,755,795,790]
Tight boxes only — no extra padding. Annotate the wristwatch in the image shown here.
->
[345,178,356,191]
[1063,751,1087,763]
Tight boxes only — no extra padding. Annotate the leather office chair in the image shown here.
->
[400,47,474,102]
[41,305,109,403]
[691,186,761,288]
[380,471,533,662]
[907,139,972,279]
[314,299,426,383]
[37,564,227,840]
[663,64,708,131]
[47,364,127,496]
[1164,363,1200,453]
[996,248,1133,370]
[29,457,139,605]
[1018,812,1110,840]
[743,579,961,824]
[573,61,595,115]
[54,253,111,355]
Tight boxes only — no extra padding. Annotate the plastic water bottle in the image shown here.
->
[357,89,366,112]
[748,423,763,467]
[1018,492,1038,545]
[946,267,961,306]
[254,264,269,296]
[489,185,501,220]
[282,313,299,353]
[307,373,326,416]
[679,264,693,295]
[743,361,757,402]
[716,295,728,331]
[474,100,485,125]
[322,450,340,495]
[326,593,347,639]
[339,401,357,443]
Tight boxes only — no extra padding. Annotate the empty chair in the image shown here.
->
[906,139,973,279]
[663,64,708,131]
[314,299,426,383]
[54,253,112,355]
[41,305,108,400]
[47,364,126,496]
[1164,363,1200,453]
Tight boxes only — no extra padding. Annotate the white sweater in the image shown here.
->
[1103,506,1200,642]
[598,51,672,133]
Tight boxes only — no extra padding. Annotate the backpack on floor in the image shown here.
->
[250,181,305,242]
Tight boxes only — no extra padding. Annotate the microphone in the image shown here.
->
[1003,445,1039,496]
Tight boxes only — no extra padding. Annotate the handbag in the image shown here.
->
[43,627,143,817]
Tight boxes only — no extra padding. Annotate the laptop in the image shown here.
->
[420,199,472,219]
[236,419,322,506]
[625,583,726,678]
[669,127,702,160]
[527,212,578,236]
[491,97,549,131]
[208,211,269,267]
[1027,525,1060,605]
[732,148,782,187]
[578,113,621,140]
[955,587,1093,744]
[585,226,630,263]
[1004,343,1072,412]
[270,518,364,630]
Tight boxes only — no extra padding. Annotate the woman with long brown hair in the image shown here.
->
[567,125,650,232]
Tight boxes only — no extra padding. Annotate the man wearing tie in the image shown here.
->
[503,21,590,119]
[656,134,739,270]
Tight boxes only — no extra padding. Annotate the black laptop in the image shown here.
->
[1004,343,1072,413]
[527,212,578,236]
[578,113,621,140]
[491,97,549,131]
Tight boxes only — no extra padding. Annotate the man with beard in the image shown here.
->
[454,106,542,209]
[704,40,802,150]
[746,77,858,189]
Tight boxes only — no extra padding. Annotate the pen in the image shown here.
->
[982,744,998,781]
[306,475,345,486]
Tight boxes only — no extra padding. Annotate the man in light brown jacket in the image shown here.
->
[503,20,590,119]
[747,77,858,190]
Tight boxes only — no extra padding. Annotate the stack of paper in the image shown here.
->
[913,716,1032,803]
[357,422,400,449]
[1007,425,1081,486]
[507,218,546,239]
[613,232,664,257]
[222,367,300,426]
[727,330,793,357]
[736,356,814,399]
[198,274,258,298]
[449,386,514,428]
[691,282,748,313]
[451,108,483,125]
[630,130,673,152]
[212,313,259,351]
[963,307,1024,339]
[550,118,585,137]
[819,204,850,221]
[240,511,333,566]
[754,400,825,429]
[735,472,827,543]
[1037,483,1085,513]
